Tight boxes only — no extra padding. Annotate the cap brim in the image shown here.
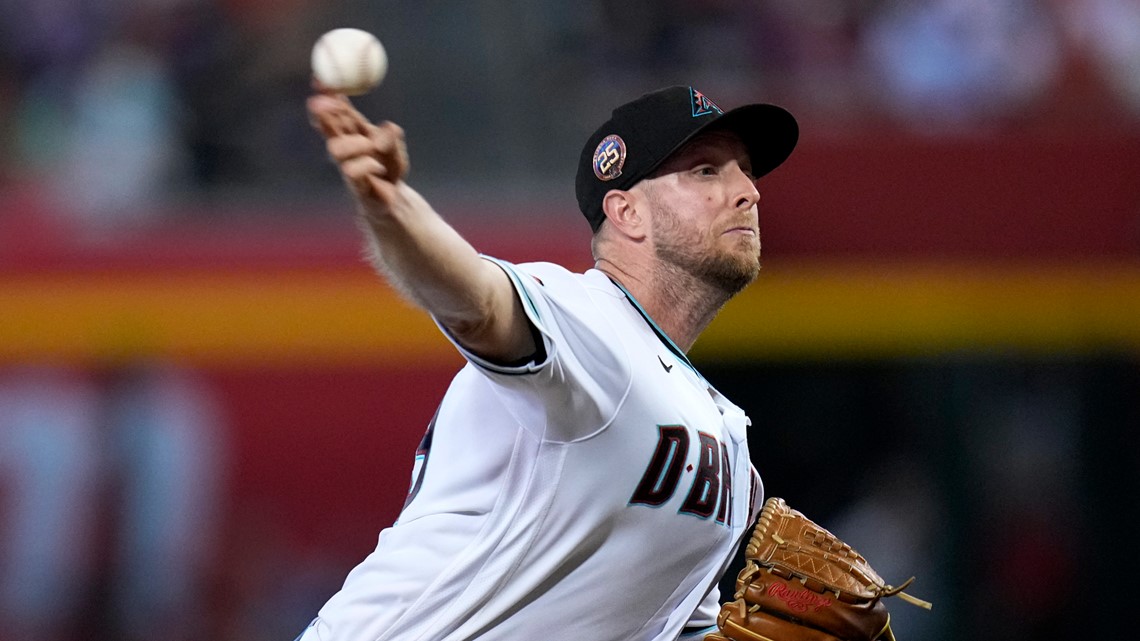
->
[649,103,799,181]
[713,103,799,178]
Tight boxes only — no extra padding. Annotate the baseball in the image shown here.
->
[311,28,388,96]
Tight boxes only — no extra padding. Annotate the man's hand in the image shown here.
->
[307,94,410,215]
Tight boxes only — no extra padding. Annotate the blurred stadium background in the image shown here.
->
[1,1,1138,640]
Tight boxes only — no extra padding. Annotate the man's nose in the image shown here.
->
[733,165,760,209]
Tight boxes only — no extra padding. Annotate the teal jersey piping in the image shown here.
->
[484,256,541,320]
[607,276,705,381]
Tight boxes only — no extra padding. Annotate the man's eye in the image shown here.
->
[696,166,716,176]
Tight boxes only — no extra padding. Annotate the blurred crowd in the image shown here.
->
[0,364,228,641]
[1,0,1140,229]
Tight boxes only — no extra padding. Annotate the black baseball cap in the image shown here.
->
[575,85,798,232]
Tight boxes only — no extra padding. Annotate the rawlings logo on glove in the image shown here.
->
[767,582,832,613]
[706,497,931,641]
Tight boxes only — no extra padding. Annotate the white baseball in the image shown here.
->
[311,28,388,96]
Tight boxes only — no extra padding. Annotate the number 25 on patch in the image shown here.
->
[592,134,626,181]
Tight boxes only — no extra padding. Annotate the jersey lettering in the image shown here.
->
[630,425,734,523]
[679,432,720,518]
[715,447,732,525]
[403,407,439,510]
[629,425,688,506]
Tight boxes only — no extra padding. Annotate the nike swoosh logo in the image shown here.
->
[658,355,673,372]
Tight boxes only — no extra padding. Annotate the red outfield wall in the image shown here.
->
[2,132,1139,558]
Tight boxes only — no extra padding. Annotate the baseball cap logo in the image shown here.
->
[592,134,626,181]
[691,88,723,117]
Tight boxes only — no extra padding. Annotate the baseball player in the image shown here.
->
[300,85,798,641]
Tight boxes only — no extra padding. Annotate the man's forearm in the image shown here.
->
[307,93,535,363]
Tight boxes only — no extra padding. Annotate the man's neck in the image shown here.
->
[597,260,733,353]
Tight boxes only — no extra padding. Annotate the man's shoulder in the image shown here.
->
[492,260,632,331]
[487,259,572,293]
[509,260,574,278]
[497,260,616,296]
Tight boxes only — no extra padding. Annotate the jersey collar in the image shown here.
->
[605,275,702,379]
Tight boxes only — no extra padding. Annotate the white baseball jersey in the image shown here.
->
[307,258,763,641]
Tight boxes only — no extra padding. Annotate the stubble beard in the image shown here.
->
[651,197,760,298]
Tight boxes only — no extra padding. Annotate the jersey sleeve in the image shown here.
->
[432,256,633,442]
[437,256,553,376]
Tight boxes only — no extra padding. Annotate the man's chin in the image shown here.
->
[707,258,759,296]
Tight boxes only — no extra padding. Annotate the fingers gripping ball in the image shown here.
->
[706,498,932,641]
[311,28,388,96]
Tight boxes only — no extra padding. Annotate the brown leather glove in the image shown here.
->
[707,497,931,641]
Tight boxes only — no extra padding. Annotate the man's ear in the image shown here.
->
[601,189,647,240]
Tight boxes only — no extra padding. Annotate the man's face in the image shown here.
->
[639,129,762,295]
